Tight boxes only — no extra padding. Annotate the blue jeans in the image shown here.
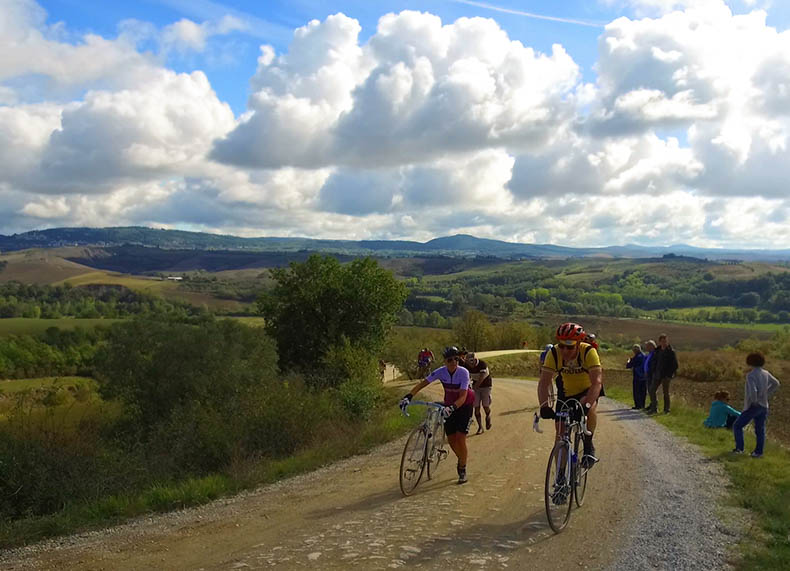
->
[733,405,768,454]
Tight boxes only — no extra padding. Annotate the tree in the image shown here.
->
[736,292,760,307]
[453,310,492,351]
[258,255,407,376]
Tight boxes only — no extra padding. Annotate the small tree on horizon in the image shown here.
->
[258,255,407,382]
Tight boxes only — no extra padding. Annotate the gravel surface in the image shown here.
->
[0,382,748,570]
[601,398,746,571]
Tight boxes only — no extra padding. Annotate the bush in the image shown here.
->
[95,318,278,431]
[337,380,382,420]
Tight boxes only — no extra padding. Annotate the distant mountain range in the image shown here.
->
[2,226,790,262]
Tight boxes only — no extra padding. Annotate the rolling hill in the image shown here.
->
[3,227,790,262]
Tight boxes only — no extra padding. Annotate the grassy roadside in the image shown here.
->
[0,389,419,549]
[603,385,790,570]
[485,352,789,568]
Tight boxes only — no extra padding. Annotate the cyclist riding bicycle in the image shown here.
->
[400,346,474,484]
[417,348,434,369]
[538,322,604,469]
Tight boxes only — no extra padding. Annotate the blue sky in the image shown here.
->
[3,0,790,247]
[38,0,642,114]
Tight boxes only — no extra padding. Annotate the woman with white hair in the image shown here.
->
[641,340,657,410]
[626,343,647,409]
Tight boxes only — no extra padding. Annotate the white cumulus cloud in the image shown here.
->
[3,1,790,248]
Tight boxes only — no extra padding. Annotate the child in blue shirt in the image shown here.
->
[703,390,741,428]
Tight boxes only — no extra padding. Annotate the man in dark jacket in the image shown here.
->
[626,344,647,409]
[647,334,679,414]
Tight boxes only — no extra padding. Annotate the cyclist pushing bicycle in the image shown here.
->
[538,322,604,469]
[400,346,474,484]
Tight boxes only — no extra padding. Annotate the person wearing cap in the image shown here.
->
[457,347,469,369]
[626,343,647,409]
[465,352,493,435]
[538,322,604,470]
[399,346,475,484]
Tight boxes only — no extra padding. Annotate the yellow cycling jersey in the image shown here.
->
[542,342,602,396]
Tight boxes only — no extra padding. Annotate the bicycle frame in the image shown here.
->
[543,398,593,532]
[399,401,448,495]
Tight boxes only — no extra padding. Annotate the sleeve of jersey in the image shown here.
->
[425,368,440,383]
[459,368,471,390]
[542,350,558,371]
[585,348,602,369]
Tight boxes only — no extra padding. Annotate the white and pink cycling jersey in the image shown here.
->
[426,366,475,406]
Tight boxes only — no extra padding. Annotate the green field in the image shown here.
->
[0,318,122,337]
[547,314,774,350]
[229,316,266,327]
[0,376,95,394]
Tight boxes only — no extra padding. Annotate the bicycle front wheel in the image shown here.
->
[574,431,589,507]
[399,426,428,495]
[545,440,573,533]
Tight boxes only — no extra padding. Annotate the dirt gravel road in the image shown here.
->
[1,378,646,570]
[1,377,738,570]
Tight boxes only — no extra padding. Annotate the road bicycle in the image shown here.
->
[541,398,594,533]
[398,400,449,496]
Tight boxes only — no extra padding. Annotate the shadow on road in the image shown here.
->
[597,408,647,422]
[306,477,458,520]
[405,507,555,563]
[500,406,537,417]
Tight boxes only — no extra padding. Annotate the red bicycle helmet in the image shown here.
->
[556,322,586,343]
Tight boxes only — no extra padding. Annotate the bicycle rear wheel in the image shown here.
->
[574,431,589,507]
[545,440,573,533]
[399,426,429,495]
[426,420,448,480]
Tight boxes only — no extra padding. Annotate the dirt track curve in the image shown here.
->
[1,374,652,570]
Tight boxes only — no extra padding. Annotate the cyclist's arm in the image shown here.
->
[537,367,554,407]
[453,389,468,408]
[583,366,603,403]
[407,379,429,396]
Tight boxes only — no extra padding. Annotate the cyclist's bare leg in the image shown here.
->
[583,401,599,465]
[447,433,468,466]
[474,406,483,431]
[483,405,491,427]
[586,401,598,434]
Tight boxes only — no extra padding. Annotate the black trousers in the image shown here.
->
[632,377,647,408]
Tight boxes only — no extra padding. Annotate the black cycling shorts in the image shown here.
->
[444,404,473,435]
[555,386,605,421]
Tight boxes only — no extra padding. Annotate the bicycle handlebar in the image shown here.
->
[400,400,444,417]
[539,398,593,436]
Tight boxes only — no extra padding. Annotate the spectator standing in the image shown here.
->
[732,353,780,458]
[647,334,678,414]
[465,352,493,434]
[704,390,741,428]
[539,343,553,365]
[641,340,657,409]
[626,344,647,409]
